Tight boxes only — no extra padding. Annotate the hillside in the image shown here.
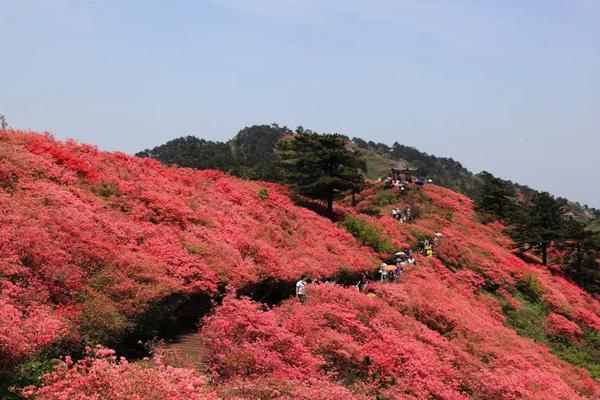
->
[0,130,376,394]
[137,125,600,223]
[2,130,600,399]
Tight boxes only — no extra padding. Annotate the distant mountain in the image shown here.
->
[137,124,290,182]
[137,124,600,223]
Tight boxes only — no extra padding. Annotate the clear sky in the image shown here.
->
[1,0,599,207]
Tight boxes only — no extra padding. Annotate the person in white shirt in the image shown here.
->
[379,263,389,283]
[296,277,307,304]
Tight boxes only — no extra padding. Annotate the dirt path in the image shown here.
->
[164,331,205,368]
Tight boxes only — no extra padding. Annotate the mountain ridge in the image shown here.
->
[136,124,600,224]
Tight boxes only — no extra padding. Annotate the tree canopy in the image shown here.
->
[0,114,8,130]
[558,220,600,293]
[510,192,564,265]
[474,171,516,220]
[277,132,366,218]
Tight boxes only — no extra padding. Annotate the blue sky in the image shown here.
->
[1,0,599,207]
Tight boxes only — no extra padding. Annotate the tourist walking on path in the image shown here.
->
[296,276,307,304]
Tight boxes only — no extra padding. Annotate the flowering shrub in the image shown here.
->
[201,296,322,381]
[546,313,583,341]
[200,283,598,399]
[496,288,522,310]
[20,346,216,400]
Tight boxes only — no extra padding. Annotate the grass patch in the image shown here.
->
[340,215,396,254]
[257,187,269,201]
[91,181,121,198]
[358,189,398,216]
[499,287,600,379]
[408,228,430,243]
[503,290,548,343]
[372,190,397,208]
[553,329,600,379]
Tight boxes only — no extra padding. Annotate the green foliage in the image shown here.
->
[372,190,397,208]
[357,190,397,216]
[278,132,366,218]
[136,136,235,171]
[503,290,547,342]
[509,192,564,265]
[409,228,430,244]
[516,272,543,302]
[389,141,480,196]
[0,114,8,130]
[359,205,382,217]
[501,288,600,379]
[557,220,600,294]
[230,124,290,181]
[340,215,395,254]
[474,171,516,220]
[552,329,600,379]
[8,357,56,389]
[91,181,121,198]
[474,212,496,225]
[136,124,291,182]
[258,187,269,201]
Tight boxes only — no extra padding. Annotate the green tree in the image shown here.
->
[230,124,290,181]
[0,114,8,130]
[558,220,600,293]
[474,171,516,219]
[510,192,563,265]
[136,136,235,171]
[278,132,366,219]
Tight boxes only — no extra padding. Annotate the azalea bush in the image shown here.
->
[546,313,583,341]
[19,346,215,400]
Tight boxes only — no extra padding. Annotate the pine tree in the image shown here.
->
[558,220,600,293]
[510,192,563,265]
[475,171,515,219]
[0,114,8,130]
[277,132,366,219]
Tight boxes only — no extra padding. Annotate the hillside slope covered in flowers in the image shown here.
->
[0,130,376,389]
[1,130,599,399]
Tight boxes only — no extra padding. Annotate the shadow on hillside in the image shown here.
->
[237,271,368,308]
[121,273,369,359]
[238,279,296,307]
[116,292,215,359]
[290,194,345,222]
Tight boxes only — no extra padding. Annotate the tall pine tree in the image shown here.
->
[510,192,563,265]
[558,220,600,293]
[277,132,365,219]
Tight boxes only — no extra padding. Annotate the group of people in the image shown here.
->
[382,177,405,190]
[391,206,412,223]
[419,232,442,257]
[295,276,336,303]
[294,233,442,302]
[378,249,417,283]
[381,176,433,192]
